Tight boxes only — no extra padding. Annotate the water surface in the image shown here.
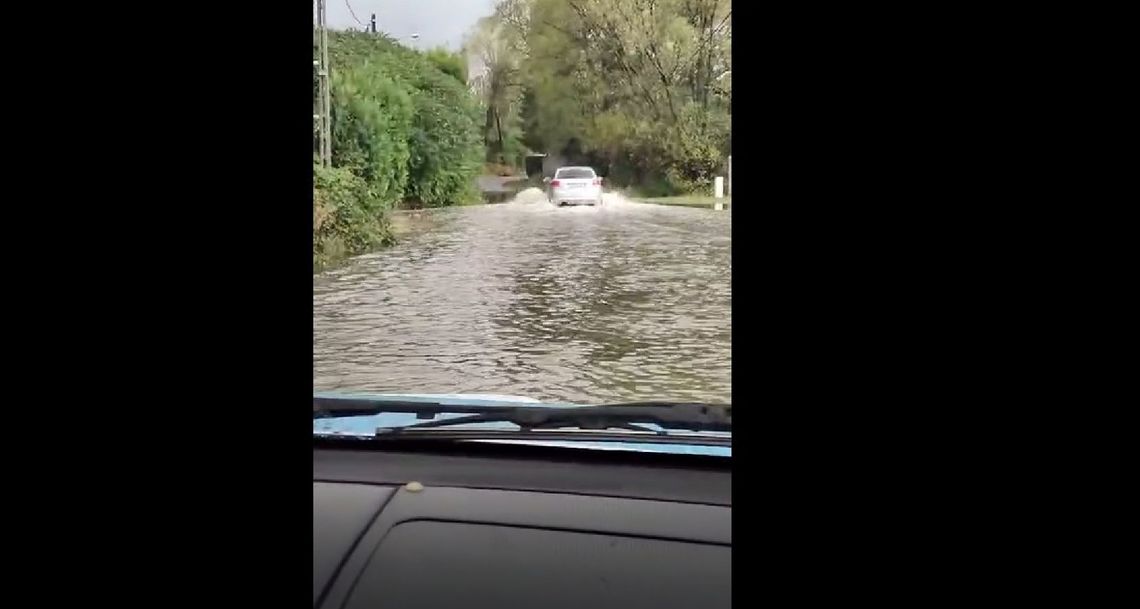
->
[314,193,731,404]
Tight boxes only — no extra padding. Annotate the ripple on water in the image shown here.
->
[314,198,731,404]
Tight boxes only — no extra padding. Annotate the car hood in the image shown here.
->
[313,392,731,457]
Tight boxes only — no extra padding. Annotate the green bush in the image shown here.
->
[424,47,468,84]
[313,163,393,271]
[328,32,483,209]
[314,32,485,269]
[404,81,483,207]
[330,66,414,206]
[583,103,728,197]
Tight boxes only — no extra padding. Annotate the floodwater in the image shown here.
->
[314,190,731,404]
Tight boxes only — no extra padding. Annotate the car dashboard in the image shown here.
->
[314,442,731,609]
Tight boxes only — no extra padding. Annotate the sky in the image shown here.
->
[323,0,496,51]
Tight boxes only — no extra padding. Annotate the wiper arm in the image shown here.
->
[314,397,524,419]
[373,402,731,434]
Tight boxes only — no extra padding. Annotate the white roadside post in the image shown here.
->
[727,155,732,196]
[714,176,725,210]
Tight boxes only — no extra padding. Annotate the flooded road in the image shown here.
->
[314,191,731,404]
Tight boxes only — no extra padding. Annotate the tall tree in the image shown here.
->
[465,16,526,163]
[479,0,731,192]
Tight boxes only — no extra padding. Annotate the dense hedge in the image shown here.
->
[313,163,393,272]
[328,32,482,209]
[313,32,484,270]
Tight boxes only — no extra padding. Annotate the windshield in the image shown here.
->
[314,0,731,407]
[555,168,595,179]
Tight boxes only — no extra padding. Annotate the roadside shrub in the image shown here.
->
[328,31,483,209]
[330,66,414,207]
[314,32,485,269]
[424,47,467,84]
[397,58,484,207]
[583,103,728,196]
[313,163,393,270]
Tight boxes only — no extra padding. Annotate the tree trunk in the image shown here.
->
[485,104,496,146]
[494,107,505,163]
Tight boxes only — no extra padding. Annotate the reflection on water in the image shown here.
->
[314,195,731,404]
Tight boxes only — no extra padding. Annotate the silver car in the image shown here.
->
[544,166,604,206]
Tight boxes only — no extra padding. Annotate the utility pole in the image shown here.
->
[314,0,332,166]
[371,14,377,33]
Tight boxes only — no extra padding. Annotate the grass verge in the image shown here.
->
[637,195,731,209]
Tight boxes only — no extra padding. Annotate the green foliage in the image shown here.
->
[315,31,486,269]
[466,15,528,169]
[424,47,468,84]
[313,163,393,270]
[492,0,731,195]
[406,89,483,207]
[330,65,414,205]
[496,105,529,167]
[596,102,729,194]
[326,31,484,209]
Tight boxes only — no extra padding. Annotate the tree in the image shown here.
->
[492,0,731,192]
[465,15,528,165]
[424,47,468,84]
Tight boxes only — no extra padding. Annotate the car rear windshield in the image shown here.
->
[556,168,595,179]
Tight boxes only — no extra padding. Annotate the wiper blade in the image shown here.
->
[359,429,732,447]
[373,402,731,434]
[314,397,524,419]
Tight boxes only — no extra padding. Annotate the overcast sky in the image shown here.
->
[323,0,496,51]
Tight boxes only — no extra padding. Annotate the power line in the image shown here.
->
[344,0,367,28]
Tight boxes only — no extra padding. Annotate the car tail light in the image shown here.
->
[550,180,561,187]
[593,178,602,185]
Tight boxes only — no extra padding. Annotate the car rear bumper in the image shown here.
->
[552,190,603,205]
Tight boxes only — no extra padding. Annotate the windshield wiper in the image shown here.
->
[313,397,731,441]
[314,397,522,419]
[370,402,732,435]
[315,397,730,427]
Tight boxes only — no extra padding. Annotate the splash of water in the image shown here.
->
[506,187,641,209]
[509,187,549,205]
